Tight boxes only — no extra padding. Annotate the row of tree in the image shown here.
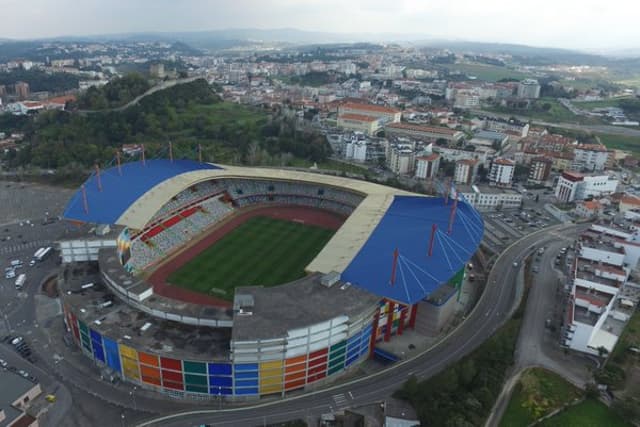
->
[1,77,332,172]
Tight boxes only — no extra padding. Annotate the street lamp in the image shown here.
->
[129,386,137,411]
[120,413,125,427]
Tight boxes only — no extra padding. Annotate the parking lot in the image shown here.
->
[481,207,562,253]
[0,181,74,226]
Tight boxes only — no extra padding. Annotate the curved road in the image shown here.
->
[78,77,201,114]
[137,223,582,427]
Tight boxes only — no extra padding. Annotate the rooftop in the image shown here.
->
[417,153,440,161]
[61,263,233,361]
[575,258,624,289]
[0,370,38,427]
[231,274,379,342]
[340,102,400,115]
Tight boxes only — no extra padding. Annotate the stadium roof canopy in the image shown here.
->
[63,162,483,305]
[341,195,483,305]
[63,159,220,225]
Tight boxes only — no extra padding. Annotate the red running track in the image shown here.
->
[147,205,346,307]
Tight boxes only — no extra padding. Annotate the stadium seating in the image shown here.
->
[127,196,233,270]
[126,178,365,271]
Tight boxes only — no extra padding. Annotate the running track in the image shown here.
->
[147,205,346,307]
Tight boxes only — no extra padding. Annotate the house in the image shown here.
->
[575,200,604,218]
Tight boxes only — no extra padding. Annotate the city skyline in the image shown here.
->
[1,0,639,51]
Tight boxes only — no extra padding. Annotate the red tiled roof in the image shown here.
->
[417,153,440,161]
[341,102,400,114]
[621,196,640,206]
[494,158,515,166]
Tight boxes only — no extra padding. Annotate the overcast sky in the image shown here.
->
[1,0,639,50]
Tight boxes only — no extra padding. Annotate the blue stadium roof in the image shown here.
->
[63,159,220,225]
[341,195,483,305]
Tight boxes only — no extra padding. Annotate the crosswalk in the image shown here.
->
[332,393,349,409]
[0,240,50,256]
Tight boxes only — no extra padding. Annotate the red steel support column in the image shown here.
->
[428,224,437,257]
[390,248,399,286]
[116,151,122,175]
[384,301,395,342]
[369,306,380,356]
[95,164,102,192]
[448,197,458,235]
[408,304,418,329]
[81,185,89,214]
[444,179,449,205]
[397,305,407,335]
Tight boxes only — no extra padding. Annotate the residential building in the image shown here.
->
[572,144,609,172]
[619,195,640,213]
[385,122,464,144]
[0,369,42,427]
[14,81,29,100]
[489,158,515,187]
[575,200,604,218]
[517,79,541,99]
[484,117,529,138]
[415,153,440,179]
[344,139,368,162]
[337,113,382,136]
[528,157,553,184]
[434,146,492,168]
[457,184,522,211]
[555,171,618,203]
[454,159,478,185]
[149,63,165,78]
[387,144,416,175]
[564,224,639,355]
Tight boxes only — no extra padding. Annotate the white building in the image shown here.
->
[572,144,610,172]
[517,79,541,99]
[457,184,522,211]
[555,171,618,203]
[565,224,638,355]
[345,140,368,162]
[415,154,440,179]
[454,159,478,185]
[489,158,515,187]
[387,144,416,175]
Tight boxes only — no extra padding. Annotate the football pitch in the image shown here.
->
[167,216,336,299]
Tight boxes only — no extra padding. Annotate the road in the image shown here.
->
[485,228,593,427]
[77,77,201,114]
[137,223,583,427]
[472,109,640,137]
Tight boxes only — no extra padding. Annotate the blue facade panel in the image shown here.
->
[208,363,232,376]
[102,337,122,373]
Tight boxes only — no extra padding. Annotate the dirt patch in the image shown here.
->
[41,275,59,298]
[147,204,346,307]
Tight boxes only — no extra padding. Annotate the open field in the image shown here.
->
[538,399,630,427]
[447,63,531,82]
[499,368,581,427]
[167,216,335,299]
[596,133,640,154]
[572,96,634,110]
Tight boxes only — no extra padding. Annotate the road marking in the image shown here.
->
[332,393,348,408]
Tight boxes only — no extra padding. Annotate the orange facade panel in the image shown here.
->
[140,364,161,379]
[138,351,159,367]
[284,370,306,382]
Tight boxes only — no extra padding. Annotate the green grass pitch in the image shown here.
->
[167,216,336,299]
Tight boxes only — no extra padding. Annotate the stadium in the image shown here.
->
[57,158,483,400]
